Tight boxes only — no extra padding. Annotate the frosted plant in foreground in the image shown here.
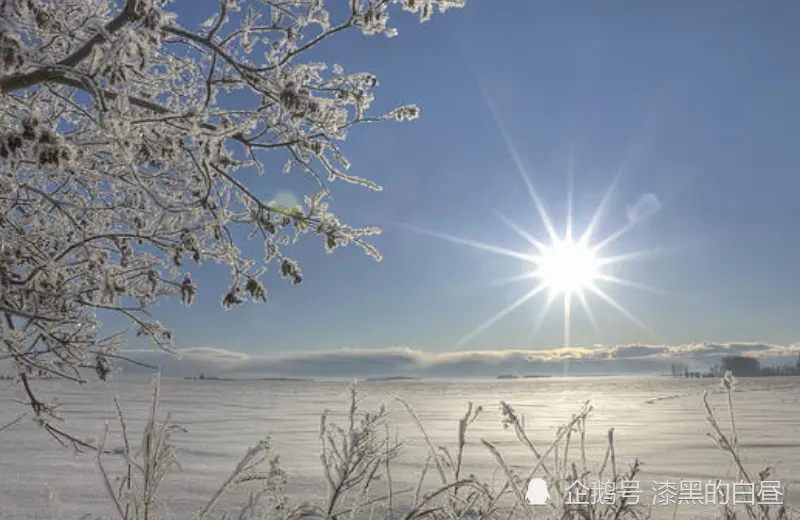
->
[97,375,288,520]
[704,373,794,520]
[0,0,463,443]
[722,370,737,391]
[90,376,798,520]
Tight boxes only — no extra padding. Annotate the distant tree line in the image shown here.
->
[753,354,800,376]
[0,371,54,381]
[669,363,721,378]
[184,373,220,381]
[670,354,800,378]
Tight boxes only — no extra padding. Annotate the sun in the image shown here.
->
[396,78,669,350]
[533,237,600,297]
[399,190,661,350]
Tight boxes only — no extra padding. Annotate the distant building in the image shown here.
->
[720,356,761,377]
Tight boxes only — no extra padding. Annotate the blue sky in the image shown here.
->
[125,0,800,360]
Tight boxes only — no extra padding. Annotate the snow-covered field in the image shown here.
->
[2,376,799,519]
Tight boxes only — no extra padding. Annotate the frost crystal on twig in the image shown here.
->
[0,0,464,434]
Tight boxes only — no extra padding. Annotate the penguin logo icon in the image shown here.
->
[525,477,550,505]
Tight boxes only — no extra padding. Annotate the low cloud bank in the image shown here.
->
[114,342,800,379]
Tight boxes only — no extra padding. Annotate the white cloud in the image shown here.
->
[110,342,800,379]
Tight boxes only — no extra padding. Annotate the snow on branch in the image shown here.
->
[0,0,464,429]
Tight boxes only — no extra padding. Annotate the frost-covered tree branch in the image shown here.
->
[0,0,464,431]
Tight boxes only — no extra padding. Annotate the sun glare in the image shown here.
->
[398,77,669,350]
[534,238,599,297]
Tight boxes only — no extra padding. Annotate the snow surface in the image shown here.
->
[1,376,798,519]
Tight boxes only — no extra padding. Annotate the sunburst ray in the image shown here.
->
[396,77,672,349]
[456,283,549,348]
[399,178,666,349]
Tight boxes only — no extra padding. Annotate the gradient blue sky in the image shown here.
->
[126,0,800,356]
